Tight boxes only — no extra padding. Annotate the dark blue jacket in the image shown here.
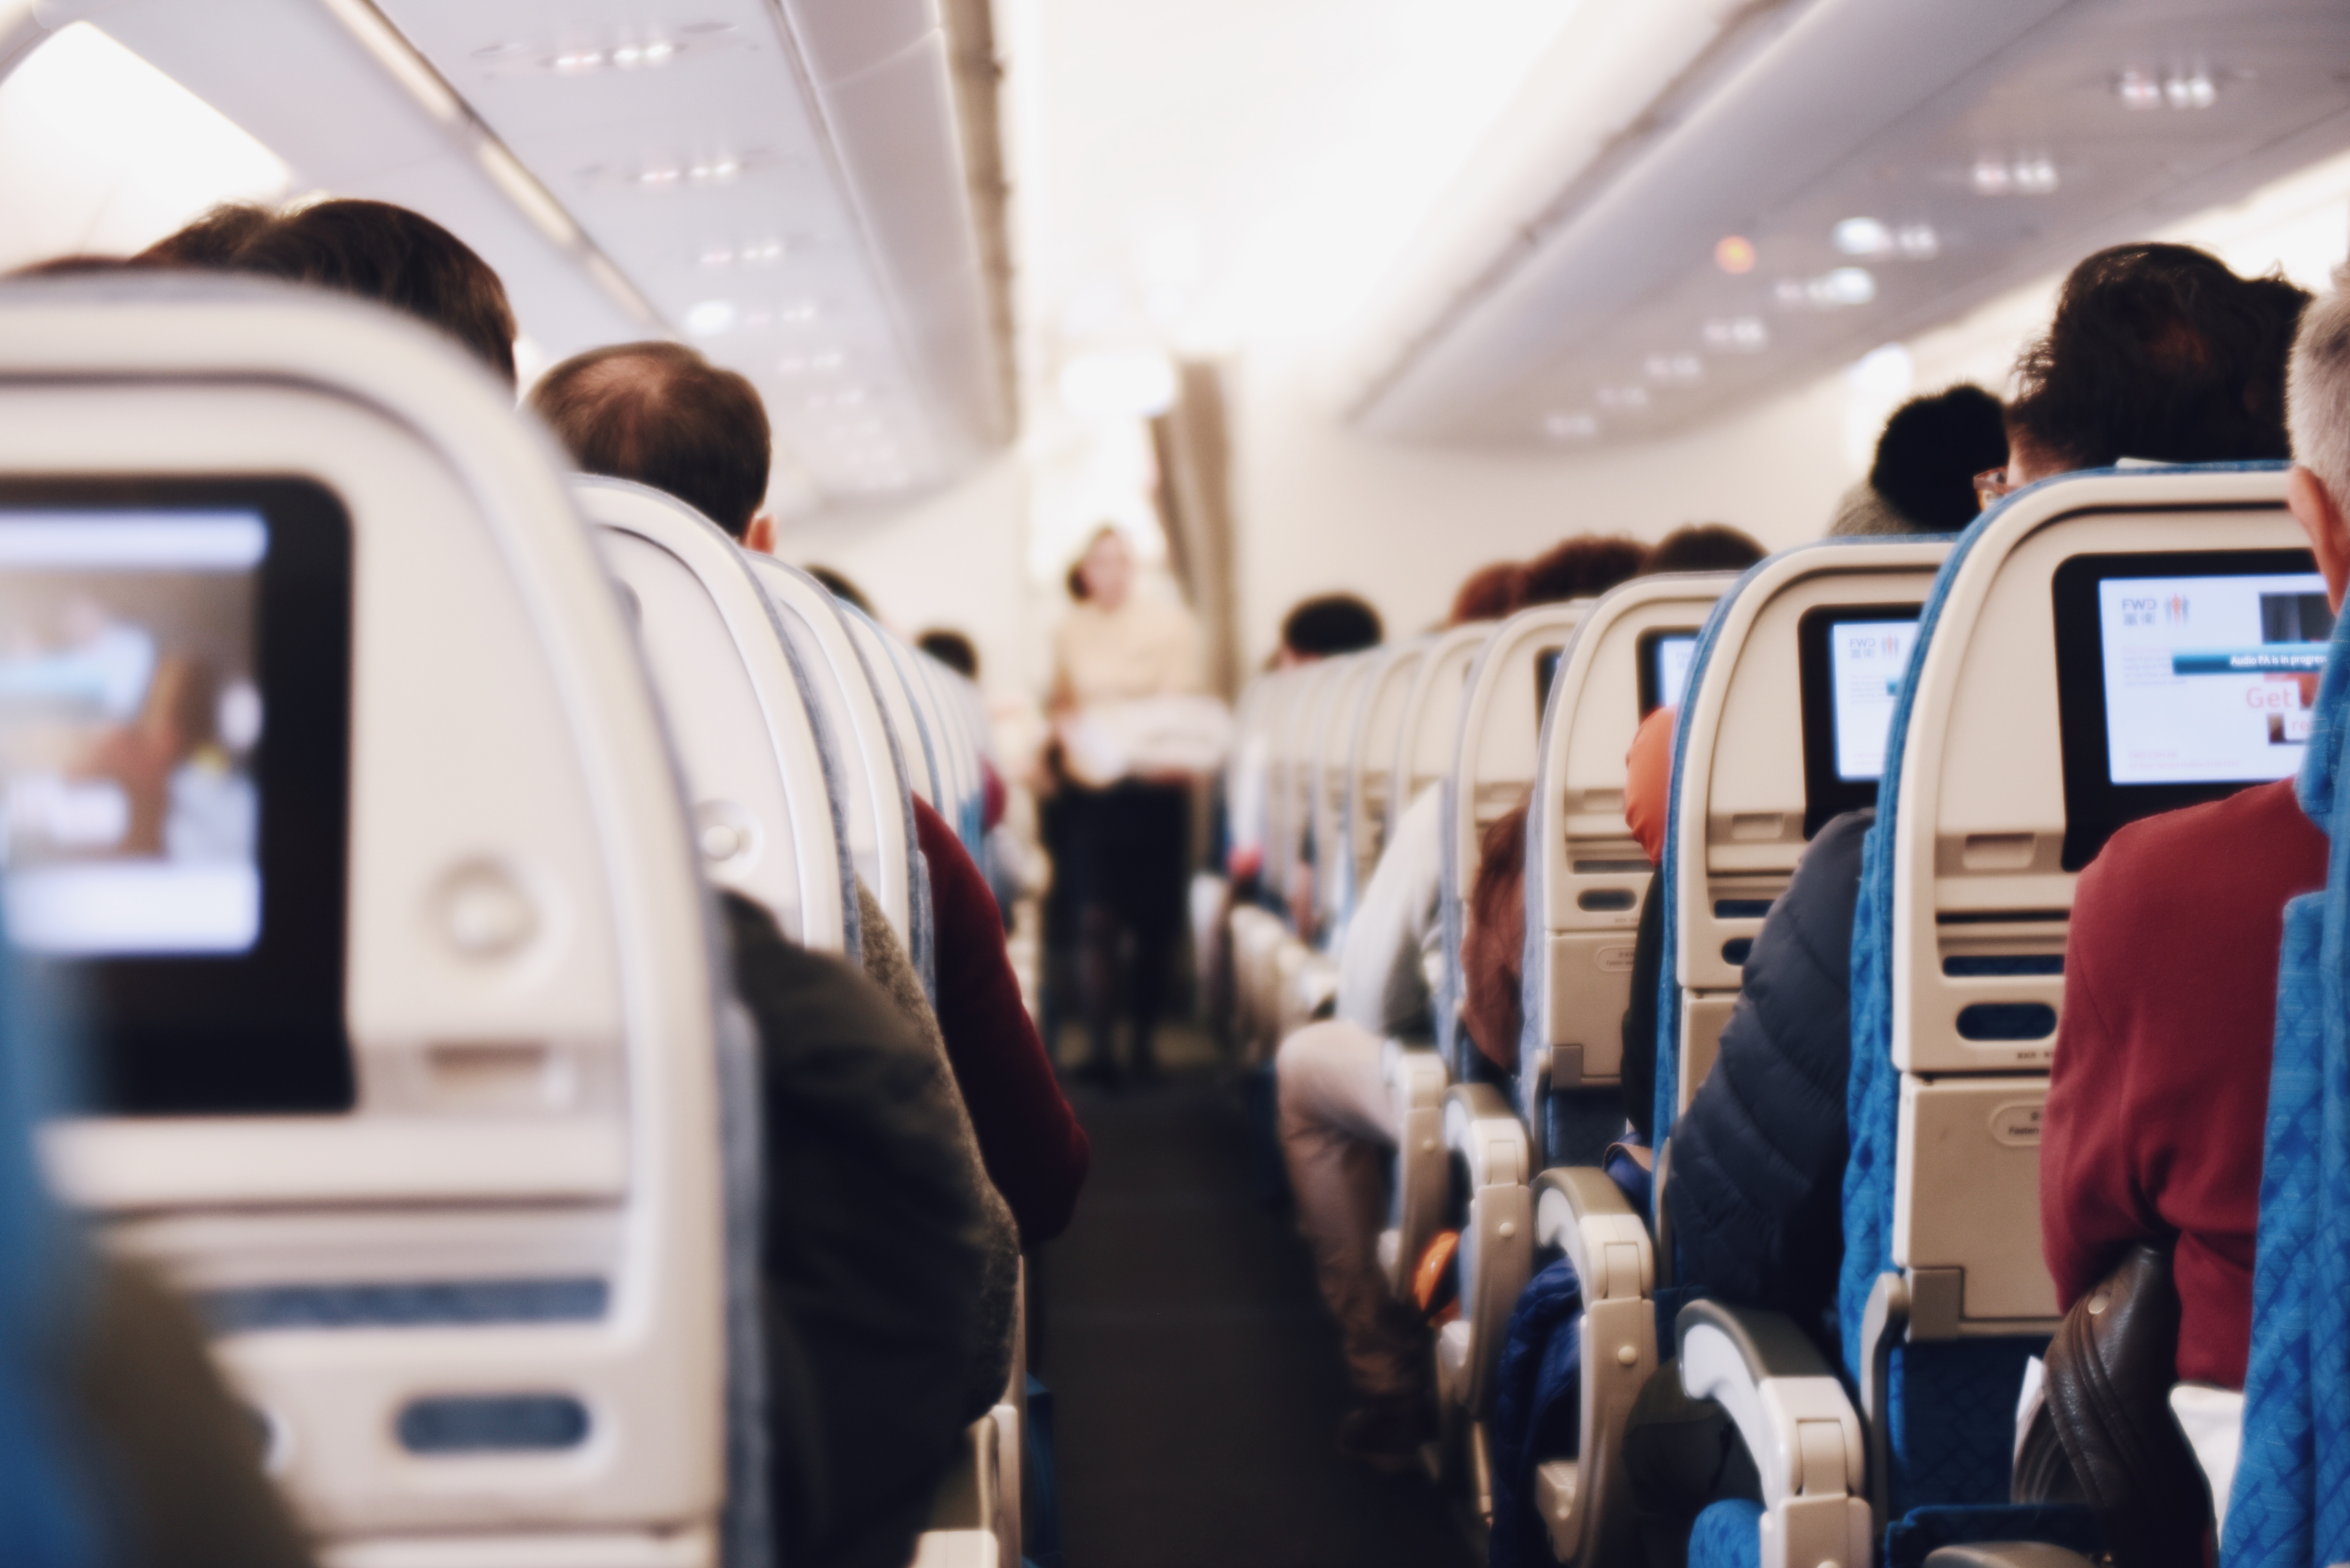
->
[1664,809,1870,1334]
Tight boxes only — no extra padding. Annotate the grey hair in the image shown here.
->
[1827,480,1908,537]
[2288,264,2350,506]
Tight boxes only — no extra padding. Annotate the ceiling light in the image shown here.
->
[1702,317,1769,352]
[2116,70,2164,110]
[1894,224,1939,260]
[1973,155,2058,196]
[1597,386,1650,411]
[778,350,845,375]
[1834,217,1892,258]
[1059,351,1179,419]
[1644,353,1702,384]
[554,49,604,74]
[806,388,869,410]
[1776,268,1876,310]
[701,245,733,268]
[1543,412,1599,440]
[779,300,820,324]
[1715,235,1756,275]
[684,299,736,335]
[2164,70,2216,109]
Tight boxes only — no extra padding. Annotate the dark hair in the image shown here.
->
[918,629,979,678]
[1644,523,1766,575]
[2007,243,2310,474]
[1448,561,1522,625]
[529,342,771,537]
[1280,594,1382,657]
[1065,562,1089,602]
[138,203,276,269]
[1865,384,2011,531]
[1517,535,1648,607]
[4,256,140,279]
[231,200,519,387]
[807,566,873,616]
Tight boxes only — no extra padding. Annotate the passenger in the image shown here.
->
[1620,242,2312,1565]
[527,342,1087,1244]
[134,201,275,268]
[1642,522,1767,574]
[807,565,876,617]
[219,199,520,389]
[1276,540,1647,1470]
[1278,592,1383,664]
[1449,561,1523,624]
[917,628,980,678]
[1517,533,1649,604]
[484,325,1012,1558]
[2038,260,2337,1392]
[1829,384,2009,536]
[1047,526,1207,1086]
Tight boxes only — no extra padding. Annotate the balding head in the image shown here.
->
[529,342,771,537]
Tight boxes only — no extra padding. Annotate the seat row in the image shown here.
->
[0,275,1013,1566]
[1230,463,2339,1566]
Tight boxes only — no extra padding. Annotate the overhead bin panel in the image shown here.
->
[1349,0,2350,449]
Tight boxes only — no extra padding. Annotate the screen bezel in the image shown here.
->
[1797,602,1922,839]
[1635,627,1700,717]
[0,476,355,1114]
[2051,547,2322,871]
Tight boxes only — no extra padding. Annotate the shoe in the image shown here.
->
[1335,1393,1433,1474]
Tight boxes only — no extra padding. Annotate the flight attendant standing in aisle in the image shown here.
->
[1049,526,1210,1086]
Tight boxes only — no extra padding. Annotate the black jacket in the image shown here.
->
[723,894,993,1568]
[1664,809,1870,1331]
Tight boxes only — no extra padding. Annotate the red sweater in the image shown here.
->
[911,797,1091,1243]
[2041,779,2326,1388]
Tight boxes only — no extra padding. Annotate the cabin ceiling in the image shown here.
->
[1348,0,2350,448]
[19,0,1012,513]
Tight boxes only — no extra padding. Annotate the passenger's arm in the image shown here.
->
[2038,855,2155,1314]
[722,893,993,1568]
[1663,810,1868,1315]
[911,798,1091,1244]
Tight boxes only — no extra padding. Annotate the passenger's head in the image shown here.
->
[230,199,519,388]
[2286,271,2350,611]
[1278,594,1382,666]
[1075,527,1133,611]
[1867,384,2010,531]
[1516,535,1648,608]
[919,629,979,679]
[807,566,874,616]
[1448,561,1521,625]
[138,203,276,269]
[2006,243,2309,483]
[528,342,772,539]
[1644,523,1765,575]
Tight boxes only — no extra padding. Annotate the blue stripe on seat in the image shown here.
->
[197,1276,609,1333]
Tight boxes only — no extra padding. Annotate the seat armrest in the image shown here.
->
[1534,1167,1652,1303]
[1919,1547,2096,1568]
[1385,1042,1449,1112]
[1444,1082,1529,1188]
[1677,1300,1872,1568]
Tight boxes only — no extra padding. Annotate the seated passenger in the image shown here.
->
[1276,537,1646,1470]
[527,340,1089,1241]
[1828,384,2009,536]
[1618,243,2311,1564]
[1279,592,1383,665]
[2040,259,2337,1393]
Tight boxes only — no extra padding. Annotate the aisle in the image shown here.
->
[1041,1037,1479,1568]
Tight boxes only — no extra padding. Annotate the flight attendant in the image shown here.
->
[1049,526,1206,1085]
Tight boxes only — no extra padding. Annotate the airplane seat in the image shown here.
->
[1429,603,1586,1512]
[1684,466,2306,1568]
[1526,574,1738,1174]
[574,477,854,958]
[0,275,740,1564]
[743,556,936,996]
[1340,637,1433,942]
[1309,650,1379,941]
[1372,621,1493,1302]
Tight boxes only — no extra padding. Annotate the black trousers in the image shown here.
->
[1622,1357,1764,1568]
[1063,780,1189,1075]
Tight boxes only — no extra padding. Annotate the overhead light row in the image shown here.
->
[2115,68,2217,111]
[685,298,822,335]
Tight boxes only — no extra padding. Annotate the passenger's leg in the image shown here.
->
[1621,1358,1762,1568]
[1275,1019,1430,1460]
[1127,909,1174,1081]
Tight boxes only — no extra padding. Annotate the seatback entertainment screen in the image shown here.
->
[0,479,353,1113]
[1798,604,1921,837]
[1636,630,1698,717]
[2054,548,2327,869]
